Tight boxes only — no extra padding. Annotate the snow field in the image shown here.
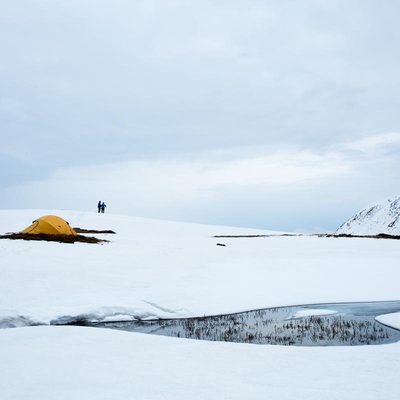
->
[1,326,400,400]
[1,209,400,399]
[1,209,400,324]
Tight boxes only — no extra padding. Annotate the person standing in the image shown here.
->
[101,202,106,213]
[97,201,102,213]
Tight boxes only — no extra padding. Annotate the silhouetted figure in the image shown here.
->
[101,202,106,213]
[97,201,102,213]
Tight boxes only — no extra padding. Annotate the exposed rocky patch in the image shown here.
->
[73,227,116,234]
[326,233,400,240]
[0,232,108,244]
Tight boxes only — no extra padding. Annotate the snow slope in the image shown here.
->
[1,209,400,325]
[336,197,400,235]
[1,209,400,399]
[1,326,400,400]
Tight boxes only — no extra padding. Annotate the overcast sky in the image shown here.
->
[1,0,400,232]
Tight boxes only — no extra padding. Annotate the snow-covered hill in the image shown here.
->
[1,208,400,325]
[1,209,400,399]
[336,197,400,235]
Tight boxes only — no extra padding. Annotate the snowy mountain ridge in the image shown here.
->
[336,197,400,235]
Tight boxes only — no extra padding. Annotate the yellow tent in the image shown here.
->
[21,215,77,236]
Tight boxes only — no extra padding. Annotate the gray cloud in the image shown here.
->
[1,1,400,230]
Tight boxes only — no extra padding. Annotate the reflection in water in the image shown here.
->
[84,301,400,346]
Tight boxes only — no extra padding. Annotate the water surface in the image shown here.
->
[84,301,400,346]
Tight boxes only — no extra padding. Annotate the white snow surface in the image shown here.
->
[1,209,400,399]
[376,312,400,330]
[1,326,400,400]
[336,196,400,235]
[1,209,400,324]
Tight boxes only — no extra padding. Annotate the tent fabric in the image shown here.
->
[21,215,77,236]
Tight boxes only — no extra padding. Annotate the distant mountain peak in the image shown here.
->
[336,197,400,235]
